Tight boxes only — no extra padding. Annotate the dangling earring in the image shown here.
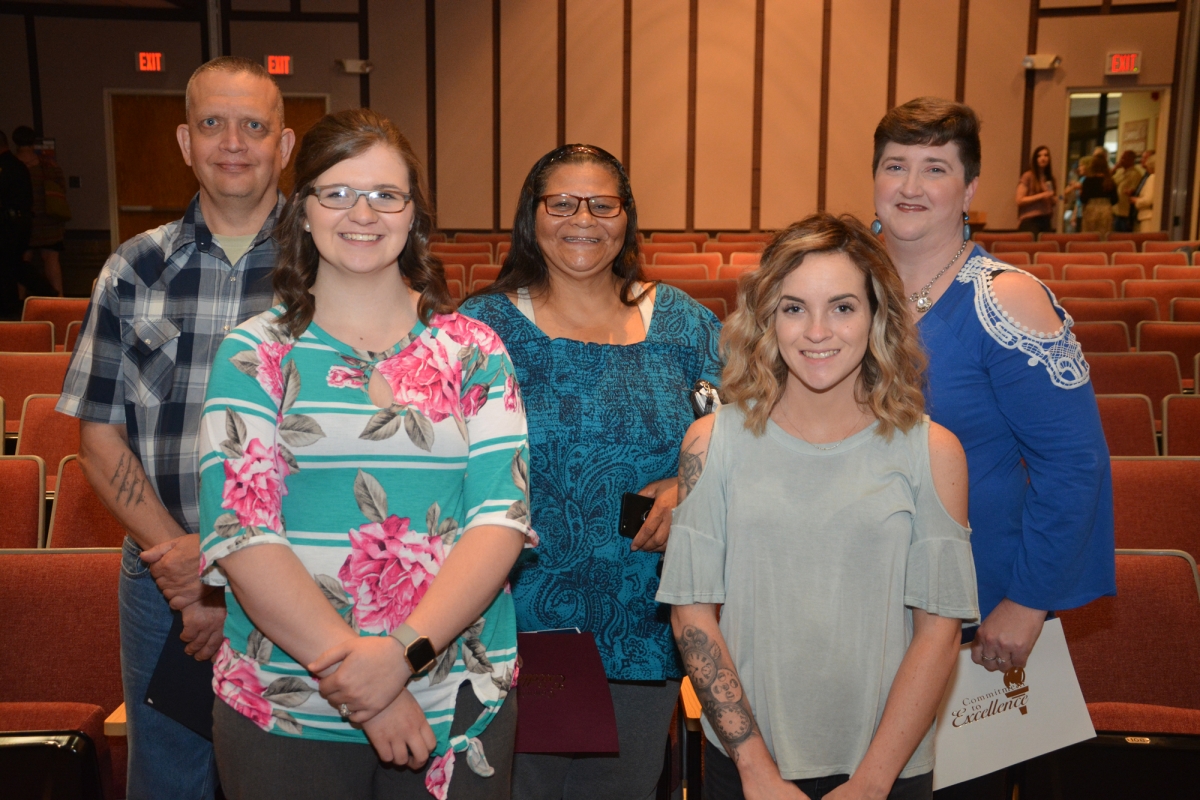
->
[962,213,971,241]
[871,217,883,236]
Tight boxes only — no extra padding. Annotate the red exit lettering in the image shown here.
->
[138,52,163,72]
[267,55,292,75]
[1107,52,1140,75]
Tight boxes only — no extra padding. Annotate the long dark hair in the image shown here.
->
[1028,146,1054,193]
[479,144,646,305]
[1089,153,1115,193]
[273,108,452,338]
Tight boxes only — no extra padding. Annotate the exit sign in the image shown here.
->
[137,52,163,72]
[1105,52,1141,75]
[266,55,292,75]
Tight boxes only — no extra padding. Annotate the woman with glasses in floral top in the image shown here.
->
[198,109,532,800]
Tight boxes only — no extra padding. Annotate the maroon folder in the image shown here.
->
[513,631,619,754]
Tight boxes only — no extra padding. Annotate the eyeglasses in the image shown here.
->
[541,194,624,218]
[311,185,412,213]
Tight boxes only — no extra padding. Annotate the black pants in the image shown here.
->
[704,742,933,800]
[0,227,30,318]
[1017,215,1054,235]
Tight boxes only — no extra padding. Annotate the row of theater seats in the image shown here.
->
[975,229,1186,250]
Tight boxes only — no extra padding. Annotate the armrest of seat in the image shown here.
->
[103,703,126,737]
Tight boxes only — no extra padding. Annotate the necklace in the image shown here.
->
[908,239,969,313]
[780,402,866,451]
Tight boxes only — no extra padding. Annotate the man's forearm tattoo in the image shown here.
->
[678,436,705,502]
[677,624,759,761]
[109,452,148,508]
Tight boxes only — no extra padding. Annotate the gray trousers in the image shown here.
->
[512,679,681,800]
[213,682,516,800]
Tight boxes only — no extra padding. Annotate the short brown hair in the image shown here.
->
[185,56,283,124]
[873,97,982,184]
[273,109,452,337]
[720,213,927,439]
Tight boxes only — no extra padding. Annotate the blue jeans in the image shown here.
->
[120,536,217,800]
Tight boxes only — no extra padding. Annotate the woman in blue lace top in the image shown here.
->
[870,98,1115,798]
[459,144,722,799]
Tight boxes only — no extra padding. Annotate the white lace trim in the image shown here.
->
[955,254,1090,389]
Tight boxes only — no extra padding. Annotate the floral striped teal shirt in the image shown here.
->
[198,305,531,795]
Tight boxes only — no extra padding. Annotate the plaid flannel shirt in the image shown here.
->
[57,193,282,536]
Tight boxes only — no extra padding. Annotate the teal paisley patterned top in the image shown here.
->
[198,305,532,795]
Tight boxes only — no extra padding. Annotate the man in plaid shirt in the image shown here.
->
[57,57,294,799]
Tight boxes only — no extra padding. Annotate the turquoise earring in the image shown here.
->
[871,218,883,236]
[963,213,971,241]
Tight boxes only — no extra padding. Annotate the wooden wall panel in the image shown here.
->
[693,0,756,231]
[500,0,557,227]
[825,0,890,221]
[369,0,428,170]
[963,0,1030,231]
[759,0,822,230]
[894,0,959,107]
[565,0,624,156]
[629,0,689,230]
[231,21,360,112]
[435,0,493,229]
[0,17,31,138]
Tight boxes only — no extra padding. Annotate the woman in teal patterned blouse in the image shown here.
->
[460,144,723,799]
[198,110,532,800]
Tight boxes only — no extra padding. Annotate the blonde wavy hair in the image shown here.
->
[721,213,927,438]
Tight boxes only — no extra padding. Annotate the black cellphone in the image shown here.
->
[618,492,657,539]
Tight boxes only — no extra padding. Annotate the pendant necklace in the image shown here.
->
[781,402,865,452]
[908,239,969,313]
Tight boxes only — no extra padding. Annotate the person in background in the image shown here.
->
[870,97,1115,800]
[198,108,529,800]
[1112,150,1142,234]
[658,214,976,800]
[1015,146,1057,235]
[1080,153,1118,234]
[459,143,723,800]
[1134,152,1156,232]
[0,128,33,318]
[1062,157,1088,233]
[13,125,67,296]
[57,57,295,800]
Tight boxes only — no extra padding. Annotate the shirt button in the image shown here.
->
[230,276,237,282]
[144,338,151,344]
[224,325,230,332]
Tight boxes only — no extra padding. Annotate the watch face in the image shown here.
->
[408,637,438,674]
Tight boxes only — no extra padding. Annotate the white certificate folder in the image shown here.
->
[931,619,1096,790]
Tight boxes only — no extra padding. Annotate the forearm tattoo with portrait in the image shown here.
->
[676,625,759,761]
[110,452,148,508]
[678,435,705,502]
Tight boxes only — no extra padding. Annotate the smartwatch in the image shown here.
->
[391,623,438,674]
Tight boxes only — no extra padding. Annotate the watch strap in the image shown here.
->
[390,623,437,674]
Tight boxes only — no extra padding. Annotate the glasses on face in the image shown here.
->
[311,185,412,213]
[540,194,624,218]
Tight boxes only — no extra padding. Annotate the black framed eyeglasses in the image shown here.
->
[540,194,624,218]
[311,185,413,213]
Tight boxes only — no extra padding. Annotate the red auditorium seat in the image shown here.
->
[46,456,127,548]
[1162,396,1200,456]
[1087,352,1181,425]
[641,242,697,260]
[1072,321,1130,353]
[1109,459,1200,550]
[993,251,1030,266]
[447,279,464,302]
[1062,264,1144,283]
[1144,240,1200,254]
[0,549,125,799]
[1040,232,1101,247]
[717,264,758,281]
[1170,298,1200,321]
[497,241,511,263]
[1036,252,1108,277]
[1067,241,1137,256]
[650,232,708,247]
[427,232,448,243]
[1107,231,1171,247]
[716,232,772,243]
[64,320,82,352]
[21,297,89,349]
[1060,298,1159,331]
[729,251,761,267]
[436,251,493,270]
[0,353,71,437]
[993,241,1059,255]
[974,232,1032,251]
[432,241,492,255]
[1114,252,1188,270]
[1021,263,1052,280]
[695,298,727,321]
[0,455,46,548]
[655,252,722,278]
[471,279,494,294]
[1136,322,1200,387]
[1095,395,1157,456]
[454,232,510,254]
[703,242,764,264]
[1154,265,1200,280]
[441,263,466,285]
[659,279,739,316]
[1123,280,1200,319]
[1043,279,1116,300]
[16,395,80,493]
[469,264,502,285]
[0,320,54,352]
[644,264,707,281]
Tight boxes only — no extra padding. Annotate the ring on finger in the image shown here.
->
[339,703,352,720]
[997,658,1007,664]
[981,655,997,661]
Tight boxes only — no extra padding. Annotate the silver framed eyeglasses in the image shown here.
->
[311,185,413,213]
[541,194,624,218]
